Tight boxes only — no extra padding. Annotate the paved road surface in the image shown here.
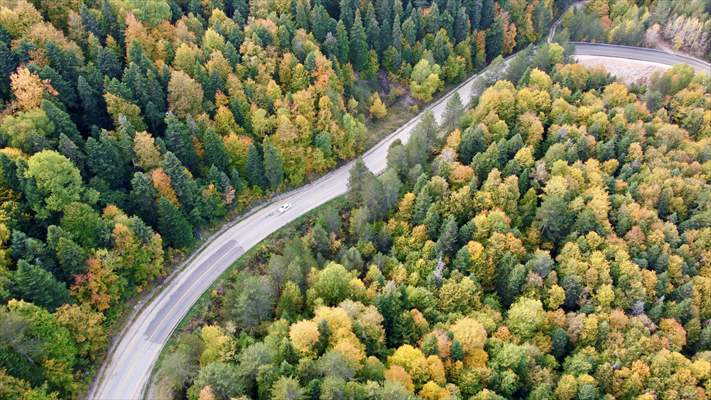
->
[88,44,709,400]
[573,43,710,73]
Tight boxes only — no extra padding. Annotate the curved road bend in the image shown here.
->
[572,43,710,73]
[90,46,506,400]
[89,46,709,399]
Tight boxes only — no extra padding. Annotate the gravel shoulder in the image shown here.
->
[574,55,671,85]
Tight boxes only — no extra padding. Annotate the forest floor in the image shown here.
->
[574,55,671,85]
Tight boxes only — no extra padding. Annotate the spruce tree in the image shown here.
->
[80,3,101,39]
[130,172,159,226]
[164,114,199,173]
[440,10,454,38]
[295,0,310,30]
[97,46,123,79]
[347,158,369,206]
[339,0,356,28]
[315,319,331,356]
[425,2,441,34]
[263,142,284,190]
[349,10,369,71]
[336,20,350,64]
[442,92,464,132]
[0,40,16,100]
[162,152,197,211]
[406,112,436,167]
[246,143,266,188]
[433,29,452,64]
[378,1,392,49]
[412,190,432,225]
[365,4,381,54]
[310,5,333,42]
[465,0,483,30]
[485,16,505,61]
[391,13,403,51]
[41,99,82,145]
[77,74,106,129]
[11,260,71,311]
[311,223,330,256]
[362,174,386,219]
[36,65,78,112]
[437,215,459,256]
[459,125,486,164]
[85,129,133,189]
[423,335,439,356]
[480,0,495,29]
[157,197,194,248]
[57,134,85,173]
[375,287,404,347]
[451,339,465,361]
[454,6,471,42]
[203,129,230,173]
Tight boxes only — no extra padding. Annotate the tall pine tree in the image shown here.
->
[11,260,71,311]
[336,20,350,64]
[165,114,199,173]
[263,142,284,190]
[486,16,505,61]
[246,143,266,188]
[349,10,369,71]
[347,158,369,206]
[157,197,194,248]
[481,0,495,29]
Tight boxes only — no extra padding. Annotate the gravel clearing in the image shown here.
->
[575,55,672,85]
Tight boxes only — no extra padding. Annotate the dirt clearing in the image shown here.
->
[575,55,671,85]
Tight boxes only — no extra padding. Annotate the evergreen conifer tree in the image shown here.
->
[157,197,194,248]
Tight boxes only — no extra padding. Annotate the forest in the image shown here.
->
[557,0,711,60]
[152,55,711,398]
[0,0,574,398]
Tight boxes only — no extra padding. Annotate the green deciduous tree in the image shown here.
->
[225,273,275,333]
[0,299,78,396]
[189,361,243,399]
[0,108,54,154]
[313,263,351,305]
[168,70,204,118]
[410,59,442,102]
[23,150,83,219]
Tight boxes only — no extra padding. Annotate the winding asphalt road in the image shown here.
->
[88,42,710,400]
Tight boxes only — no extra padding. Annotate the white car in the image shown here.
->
[278,203,292,213]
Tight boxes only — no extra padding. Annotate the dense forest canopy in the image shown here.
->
[153,59,711,399]
[0,0,575,398]
[558,0,711,60]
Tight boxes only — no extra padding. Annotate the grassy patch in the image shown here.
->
[364,100,416,148]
